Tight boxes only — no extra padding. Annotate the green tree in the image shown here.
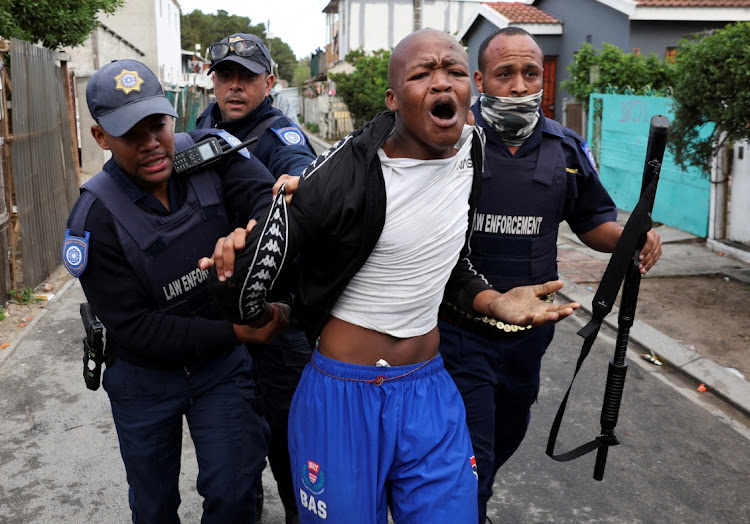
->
[0,0,123,49]
[669,23,750,170]
[562,42,676,104]
[292,57,311,87]
[181,9,297,83]
[330,49,390,127]
[181,9,266,56]
[267,37,296,83]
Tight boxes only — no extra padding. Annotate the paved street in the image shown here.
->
[0,278,748,523]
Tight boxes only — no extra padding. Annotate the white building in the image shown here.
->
[63,0,182,175]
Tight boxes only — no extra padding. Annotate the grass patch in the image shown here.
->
[9,287,41,305]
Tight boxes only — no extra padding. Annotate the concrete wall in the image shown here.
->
[99,0,181,85]
[68,27,146,176]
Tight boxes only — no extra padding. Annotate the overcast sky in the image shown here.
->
[176,0,331,59]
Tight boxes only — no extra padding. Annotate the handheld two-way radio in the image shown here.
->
[173,135,259,175]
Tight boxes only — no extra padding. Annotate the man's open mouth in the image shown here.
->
[430,99,458,126]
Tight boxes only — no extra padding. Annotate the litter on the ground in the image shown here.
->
[640,353,662,366]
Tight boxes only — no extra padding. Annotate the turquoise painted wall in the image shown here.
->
[587,94,710,237]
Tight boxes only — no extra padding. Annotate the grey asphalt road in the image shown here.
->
[0,279,748,523]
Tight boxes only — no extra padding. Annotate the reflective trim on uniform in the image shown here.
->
[214,129,252,159]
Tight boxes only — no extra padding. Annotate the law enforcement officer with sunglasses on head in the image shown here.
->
[196,33,317,524]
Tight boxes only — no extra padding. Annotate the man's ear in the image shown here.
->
[385,88,397,111]
[474,70,484,93]
[265,73,275,97]
[90,125,110,150]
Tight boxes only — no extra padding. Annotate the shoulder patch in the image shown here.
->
[580,142,598,174]
[62,229,90,277]
[272,126,306,147]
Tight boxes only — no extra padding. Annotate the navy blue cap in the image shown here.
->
[86,59,178,137]
[207,33,273,75]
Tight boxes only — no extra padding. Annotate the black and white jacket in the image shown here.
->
[210,110,491,342]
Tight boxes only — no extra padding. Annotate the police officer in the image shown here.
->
[437,28,663,523]
[196,32,318,524]
[63,59,289,523]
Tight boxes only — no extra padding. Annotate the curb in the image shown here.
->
[308,133,333,155]
[0,276,78,368]
[557,276,750,418]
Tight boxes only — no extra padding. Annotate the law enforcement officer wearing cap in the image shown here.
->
[436,28,663,523]
[196,34,318,524]
[63,59,290,523]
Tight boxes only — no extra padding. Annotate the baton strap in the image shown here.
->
[546,175,658,463]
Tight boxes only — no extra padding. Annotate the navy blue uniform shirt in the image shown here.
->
[471,103,617,236]
[196,97,316,177]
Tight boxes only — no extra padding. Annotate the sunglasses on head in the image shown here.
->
[209,40,262,62]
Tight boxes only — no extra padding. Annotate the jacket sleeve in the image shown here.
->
[207,149,334,324]
[443,127,493,312]
[217,149,275,224]
[257,120,318,177]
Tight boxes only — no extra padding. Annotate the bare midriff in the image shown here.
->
[318,316,440,366]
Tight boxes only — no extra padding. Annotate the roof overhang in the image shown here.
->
[457,3,562,41]
[596,0,638,16]
[632,6,750,21]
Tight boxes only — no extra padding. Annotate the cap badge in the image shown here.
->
[114,69,144,95]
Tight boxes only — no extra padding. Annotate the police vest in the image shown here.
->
[66,131,231,318]
[470,120,571,291]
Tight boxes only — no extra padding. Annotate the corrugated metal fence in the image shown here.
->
[9,38,79,287]
[165,85,212,133]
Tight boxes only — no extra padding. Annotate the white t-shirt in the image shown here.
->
[330,125,475,338]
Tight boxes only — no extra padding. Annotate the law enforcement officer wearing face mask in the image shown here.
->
[196,33,319,524]
[436,28,663,523]
[63,59,289,523]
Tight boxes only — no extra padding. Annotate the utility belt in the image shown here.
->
[438,293,555,338]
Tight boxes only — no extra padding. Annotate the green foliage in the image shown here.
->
[305,122,319,134]
[8,287,40,305]
[0,0,123,49]
[181,9,266,54]
[562,42,676,103]
[292,57,312,87]
[669,23,750,170]
[0,305,6,322]
[267,37,296,82]
[330,49,390,127]
[181,9,297,83]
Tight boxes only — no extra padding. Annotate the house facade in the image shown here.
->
[63,0,182,175]
[458,0,750,128]
[458,0,750,246]
[322,0,484,68]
